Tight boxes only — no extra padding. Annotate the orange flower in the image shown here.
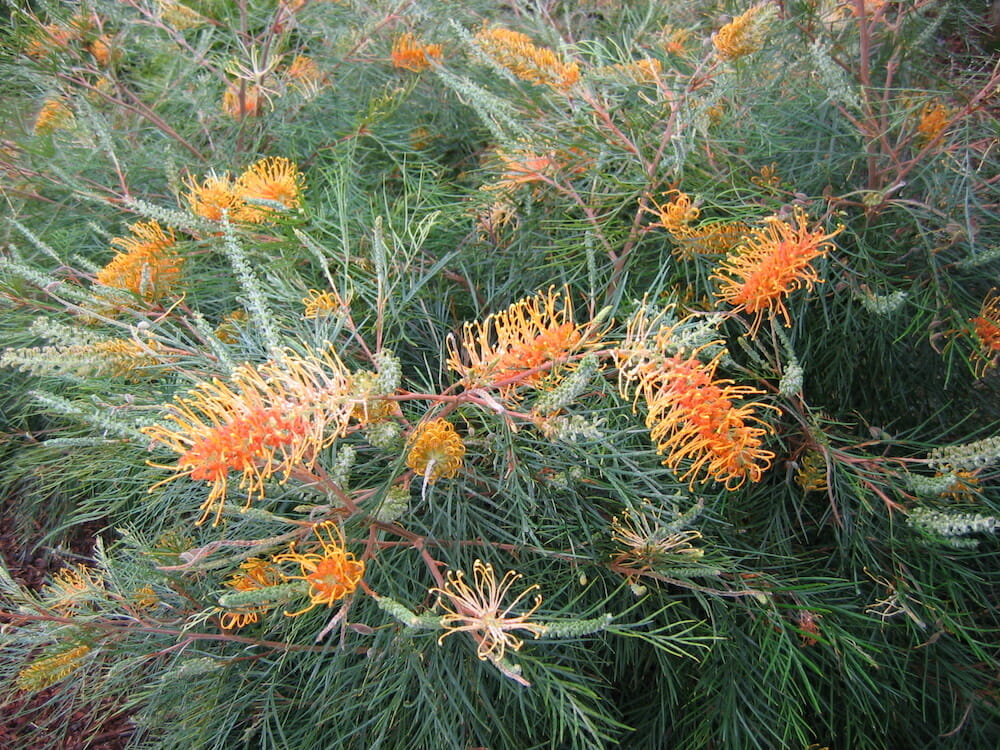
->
[915,100,952,144]
[971,288,1000,375]
[713,4,776,61]
[286,54,326,96]
[273,522,365,616]
[643,354,777,488]
[650,190,701,237]
[474,27,580,90]
[220,557,284,629]
[25,23,79,59]
[33,98,76,134]
[431,559,546,665]
[712,208,841,334]
[96,220,182,300]
[142,350,353,525]
[648,191,749,259]
[616,307,779,489]
[183,172,243,222]
[390,32,443,72]
[234,157,305,223]
[405,418,465,483]
[447,287,599,395]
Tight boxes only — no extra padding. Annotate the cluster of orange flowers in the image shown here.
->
[713,4,777,61]
[96,220,181,301]
[185,156,305,223]
[649,191,749,259]
[473,27,580,90]
[390,32,443,72]
[971,289,1000,375]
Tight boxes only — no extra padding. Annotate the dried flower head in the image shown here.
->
[611,509,703,574]
[447,287,599,396]
[391,32,443,72]
[220,557,286,629]
[431,559,546,664]
[713,4,777,61]
[96,220,182,300]
[405,418,465,483]
[795,450,829,493]
[235,157,306,223]
[142,350,353,525]
[273,522,365,616]
[712,208,842,334]
[222,81,264,118]
[474,27,580,90]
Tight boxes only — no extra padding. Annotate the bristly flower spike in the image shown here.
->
[273,522,366,617]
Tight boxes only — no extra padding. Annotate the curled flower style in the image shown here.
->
[473,27,580,90]
[915,100,953,144]
[273,522,365,616]
[648,191,749,259]
[96,220,182,301]
[285,55,326,97]
[405,418,465,483]
[390,32,443,72]
[235,156,305,222]
[220,557,284,629]
[447,287,600,396]
[431,559,546,664]
[712,208,841,335]
[971,288,1000,375]
[142,350,353,525]
[713,4,777,61]
[611,510,703,575]
[184,172,244,222]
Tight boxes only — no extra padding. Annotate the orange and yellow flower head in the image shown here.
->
[96,220,182,301]
[220,557,284,629]
[406,418,465,483]
[390,32,443,72]
[234,157,306,223]
[142,350,353,525]
[712,208,841,335]
[473,27,580,90]
[971,289,1000,375]
[447,287,600,396]
[273,522,365,616]
[184,172,243,222]
[713,4,777,61]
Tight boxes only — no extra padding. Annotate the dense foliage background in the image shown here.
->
[1,1,998,748]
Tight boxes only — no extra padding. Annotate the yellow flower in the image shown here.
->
[447,287,599,396]
[406,418,465,483]
[16,645,92,693]
[43,565,103,613]
[142,350,353,525]
[795,450,829,493]
[96,220,182,301]
[473,27,580,90]
[712,208,842,334]
[273,522,365,616]
[431,559,546,664]
[234,157,306,223]
[220,557,285,629]
[390,32,443,72]
[184,172,244,222]
[713,4,777,61]
[302,289,345,319]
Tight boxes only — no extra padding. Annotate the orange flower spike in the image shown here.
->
[273,522,365,616]
[142,352,353,525]
[390,32,443,72]
[713,4,776,61]
[712,208,842,335]
[406,418,466,483]
[474,27,580,90]
[234,157,306,223]
[447,287,596,394]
